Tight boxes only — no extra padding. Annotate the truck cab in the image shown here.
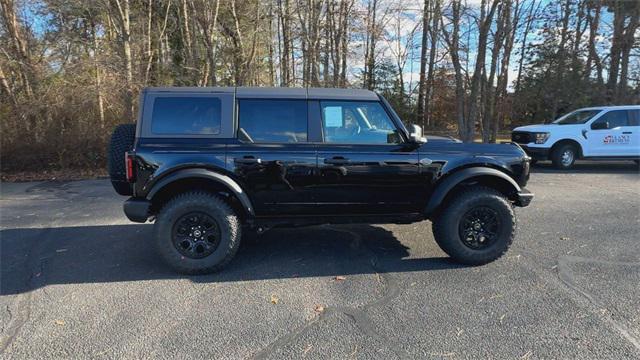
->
[512,106,640,169]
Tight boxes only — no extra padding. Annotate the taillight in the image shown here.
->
[125,153,135,182]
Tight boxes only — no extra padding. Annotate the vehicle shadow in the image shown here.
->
[1,223,460,295]
[531,160,640,174]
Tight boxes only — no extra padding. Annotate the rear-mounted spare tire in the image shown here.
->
[108,123,136,196]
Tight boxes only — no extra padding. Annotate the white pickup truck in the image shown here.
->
[511,105,640,169]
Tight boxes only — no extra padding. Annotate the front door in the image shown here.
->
[313,100,425,214]
[227,99,317,215]
[587,109,637,156]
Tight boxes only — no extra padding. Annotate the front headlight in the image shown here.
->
[534,132,550,144]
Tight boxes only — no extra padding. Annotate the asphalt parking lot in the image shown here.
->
[1,161,639,359]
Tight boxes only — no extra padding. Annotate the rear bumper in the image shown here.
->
[514,188,534,207]
[124,198,151,223]
[521,145,549,161]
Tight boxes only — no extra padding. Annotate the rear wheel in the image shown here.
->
[154,192,241,274]
[551,143,577,170]
[432,187,515,265]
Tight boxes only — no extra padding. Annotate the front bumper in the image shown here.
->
[521,145,550,161]
[124,198,151,223]
[514,189,534,207]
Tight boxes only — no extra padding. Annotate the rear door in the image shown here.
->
[627,109,640,156]
[227,98,317,216]
[587,110,636,156]
[313,100,425,214]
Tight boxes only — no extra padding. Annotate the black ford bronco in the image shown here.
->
[108,87,533,274]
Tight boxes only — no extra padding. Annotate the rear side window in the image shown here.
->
[628,110,640,126]
[592,110,629,129]
[151,97,221,135]
[238,99,308,143]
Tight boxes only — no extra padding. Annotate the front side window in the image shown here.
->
[151,97,221,134]
[592,110,629,129]
[321,101,401,144]
[553,109,602,125]
[238,99,308,143]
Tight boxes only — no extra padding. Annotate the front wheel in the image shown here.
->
[154,192,242,274]
[551,144,577,169]
[432,187,515,265]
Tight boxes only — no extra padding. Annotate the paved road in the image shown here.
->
[1,162,639,359]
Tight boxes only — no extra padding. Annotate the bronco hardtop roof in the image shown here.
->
[143,86,380,101]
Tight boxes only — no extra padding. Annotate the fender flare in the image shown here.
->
[424,167,521,216]
[146,168,255,216]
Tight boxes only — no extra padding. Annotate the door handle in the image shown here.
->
[622,131,632,134]
[234,156,261,164]
[324,156,350,165]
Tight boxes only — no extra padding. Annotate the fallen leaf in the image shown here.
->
[520,350,533,359]
[54,319,65,326]
[270,294,279,304]
[314,304,325,313]
[335,275,346,281]
[349,345,358,356]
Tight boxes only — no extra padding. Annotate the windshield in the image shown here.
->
[553,109,602,124]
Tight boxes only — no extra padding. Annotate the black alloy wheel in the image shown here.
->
[458,206,501,249]
[172,212,221,259]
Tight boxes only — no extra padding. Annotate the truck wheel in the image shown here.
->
[154,191,241,274]
[551,143,577,170]
[108,123,136,195]
[432,187,515,265]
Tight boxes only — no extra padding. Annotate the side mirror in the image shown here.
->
[591,121,608,130]
[409,124,427,143]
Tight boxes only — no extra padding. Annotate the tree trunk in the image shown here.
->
[482,1,506,143]
[91,20,105,128]
[585,1,603,85]
[618,6,639,99]
[424,0,440,127]
[0,0,33,97]
[514,0,538,94]
[417,0,431,128]
[364,0,378,90]
[441,0,465,141]
[278,0,291,86]
[466,0,500,142]
[113,0,134,120]
[607,1,624,100]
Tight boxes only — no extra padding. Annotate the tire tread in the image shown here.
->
[432,186,515,265]
[154,191,241,274]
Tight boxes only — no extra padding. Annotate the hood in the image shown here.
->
[513,124,556,132]
[418,141,526,159]
[425,135,462,143]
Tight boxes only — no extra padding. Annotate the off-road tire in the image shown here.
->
[108,123,136,195]
[154,192,241,274]
[551,143,577,170]
[432,187,515,265]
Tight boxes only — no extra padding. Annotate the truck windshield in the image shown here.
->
[553,109,602,124]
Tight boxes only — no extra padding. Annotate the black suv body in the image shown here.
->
[109,87,532,274]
